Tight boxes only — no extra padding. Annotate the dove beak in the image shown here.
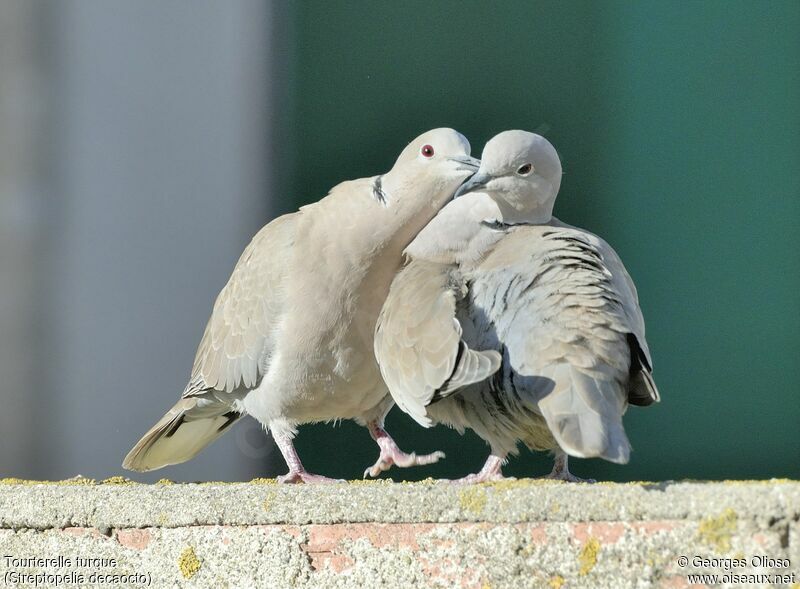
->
[454,171,492,198]
[447,155,481,173]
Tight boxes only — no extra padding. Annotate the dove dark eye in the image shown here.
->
[421,144,434,158]
[517,163,533,175]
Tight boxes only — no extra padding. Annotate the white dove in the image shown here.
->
[123,128,479,483]
[375,130,659,482]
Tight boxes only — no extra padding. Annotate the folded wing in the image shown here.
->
[375,259,501,427]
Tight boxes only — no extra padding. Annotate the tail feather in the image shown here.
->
[627,333,660,406]
[538,364,631,464]
[628,369,660,406]
[122,396,241,472]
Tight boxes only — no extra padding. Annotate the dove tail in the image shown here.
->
[537,364,631,464]
[122,396,241,472]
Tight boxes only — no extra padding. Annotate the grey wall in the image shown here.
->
[0,1,290,482]
[0,1,47,476]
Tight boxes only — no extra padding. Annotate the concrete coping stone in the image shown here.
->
[0,478,797,530]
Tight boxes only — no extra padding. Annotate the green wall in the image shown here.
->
[286,1,800,482]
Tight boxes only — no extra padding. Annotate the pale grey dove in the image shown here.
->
[375,130,659,482]
[123,128,479,482]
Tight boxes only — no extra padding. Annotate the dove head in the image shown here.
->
[380,128,478,210]
[456,130,562,224]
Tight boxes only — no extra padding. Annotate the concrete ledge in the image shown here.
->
[1,479,798,587]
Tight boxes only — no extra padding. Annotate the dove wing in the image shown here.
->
[550,218,659,405]
[375,259,501,427]
[186,212,297,397]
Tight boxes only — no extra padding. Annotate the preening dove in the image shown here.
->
[123,128,478,482]
[375,130,659,482]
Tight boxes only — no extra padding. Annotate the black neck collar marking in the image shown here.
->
[372,176,387,204]
[480,219,535,230]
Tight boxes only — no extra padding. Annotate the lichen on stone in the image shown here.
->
[486,478,553,491]
[458,486,487,514]
[578,537,600,575]
[262,490,277,511]
[347,478,392,486]
[102,475,135,485]
[0,478,32,485]
[549,574,565,588]
[62,475,97,485]
[178,546,202,579]
[697,508,738,552]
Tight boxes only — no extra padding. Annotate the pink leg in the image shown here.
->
[540,450,595,483]
[273,431,343,484]
[452,454,511,483]
[363,421,445,478]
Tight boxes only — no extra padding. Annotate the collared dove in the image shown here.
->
[375,130,659,482]
[123,128,479,483]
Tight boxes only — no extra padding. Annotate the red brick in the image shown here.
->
[573,522,626,544]
[116,528,151,550]
[61,527,106,540]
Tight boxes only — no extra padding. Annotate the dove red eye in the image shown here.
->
[421,144,434,158]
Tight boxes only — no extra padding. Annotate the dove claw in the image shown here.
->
[449,454,508,484]
[277,471,344,484]
[363,422,445,478]
[539,451,595,483]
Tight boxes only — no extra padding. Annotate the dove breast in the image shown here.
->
[404,192,507,266]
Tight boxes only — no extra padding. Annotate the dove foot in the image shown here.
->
[272,430,342,484]
[453,471,513,484]
[363,422,445,478]
[541,471,595,483]
[451,454,512,484]
[277,471,343,484]
[541,451,595,483]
